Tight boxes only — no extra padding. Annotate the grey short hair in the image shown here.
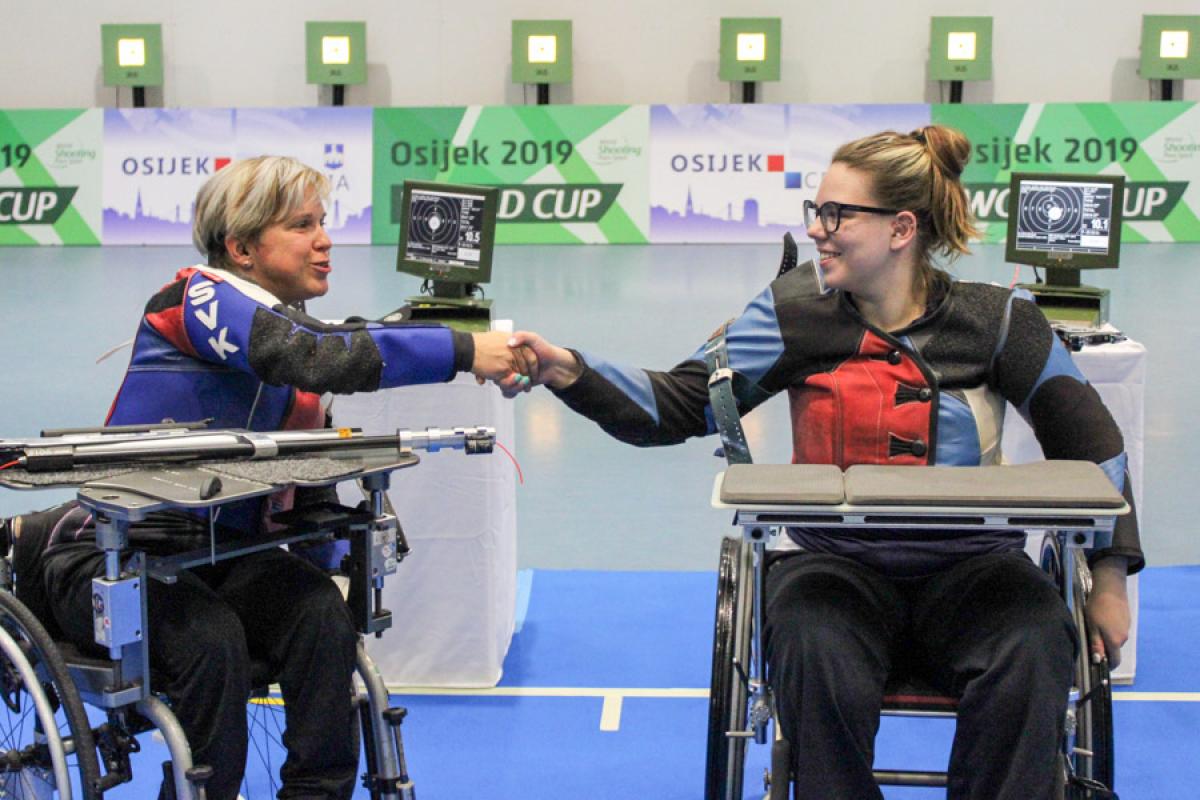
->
[192,156,331,268]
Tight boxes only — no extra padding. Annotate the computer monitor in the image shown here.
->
[396,180,498,299]
[1005,172,1125,287]
[1006,172,1125,326]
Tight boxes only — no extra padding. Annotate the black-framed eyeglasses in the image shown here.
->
[803,199,900,233]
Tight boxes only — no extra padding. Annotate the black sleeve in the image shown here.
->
[551,354,712,447]
[993,298,1144,573]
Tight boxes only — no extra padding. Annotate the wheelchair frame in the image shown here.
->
[704,462,1125,800]
[0,426,492,800]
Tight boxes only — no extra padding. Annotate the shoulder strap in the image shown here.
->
[703,324,753,465]
[703,231,801,466]
[776,231,799,278]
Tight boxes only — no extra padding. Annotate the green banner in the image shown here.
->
[933,102,1200,242]
[0,109,102,245]
[373,105,649,244]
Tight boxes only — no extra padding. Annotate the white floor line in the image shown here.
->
[1113,691,1200,702]
[388,685,1200,704]
[600,694,624,731]
[388,686,708,731]
[388,686,710,698]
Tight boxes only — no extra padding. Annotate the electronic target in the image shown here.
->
[1005,173,1124,270]
[396,181,498,284]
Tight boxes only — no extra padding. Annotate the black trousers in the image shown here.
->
[764,550,1077,800]
[42,544,360,800]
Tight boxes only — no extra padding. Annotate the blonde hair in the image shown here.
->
[832,125,979,292]
[192,156,331,269]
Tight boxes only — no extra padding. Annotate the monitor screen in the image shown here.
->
[396,180,498,286]
[1004,172,1124,271]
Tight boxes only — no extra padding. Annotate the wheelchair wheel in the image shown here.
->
[242,689,287,798]
[1068,560,1115,793]
[0,590,102,799]
[705,537,754,800]
[242,673,381,798]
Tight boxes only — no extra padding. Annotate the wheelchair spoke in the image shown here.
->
[244,696,287,798]
[0,591,102,798]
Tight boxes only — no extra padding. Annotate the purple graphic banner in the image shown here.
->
[649,104,930,244]
[102,108,372,246]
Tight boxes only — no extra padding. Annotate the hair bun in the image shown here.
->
[921,125,969,179]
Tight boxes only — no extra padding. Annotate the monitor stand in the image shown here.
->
[1016,266,1110,327]
[402,281,493,333]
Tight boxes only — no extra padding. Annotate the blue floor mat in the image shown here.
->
[93,566,1196,799]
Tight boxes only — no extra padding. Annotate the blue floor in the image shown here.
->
[381,566,1195,800]
[33,562,1200,798]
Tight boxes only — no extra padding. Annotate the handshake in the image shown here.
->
[469,330,580,397]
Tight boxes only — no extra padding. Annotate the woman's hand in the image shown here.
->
[490,331,582,398]
[1084,557,1131,668]
[471,331,536,384]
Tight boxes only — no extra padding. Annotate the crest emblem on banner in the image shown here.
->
[324,143,345,170]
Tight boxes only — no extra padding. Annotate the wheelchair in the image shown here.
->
[0,424,493,799]
[703,461,1124,800]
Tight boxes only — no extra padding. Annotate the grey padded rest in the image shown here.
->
[844,461,1124,508]
[0,464,138,489]
[719,464,846,505]
[0,453,417,491]
[719,461,1124,509]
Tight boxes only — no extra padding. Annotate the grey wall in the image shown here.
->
[2,1,1197,109]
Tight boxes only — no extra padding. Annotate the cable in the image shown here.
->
[96,337,135,364]
[494,441,524,485]
[245,380,266,428]
[0,460,19,471]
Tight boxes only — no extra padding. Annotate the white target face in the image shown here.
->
[1012,178,1116,258]
[402,186,492,270]
[410,197,461,246]
[1021,187,1084,235]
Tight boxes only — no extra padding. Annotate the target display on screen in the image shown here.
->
[1014,180,1112,254]
[1005,173,1124,270]
[396,181,497,284]
[407,190,485,267]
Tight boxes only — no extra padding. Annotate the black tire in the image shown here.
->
[705,538,753,800]
[768,738,791,800]
[1070,566,1115,792]
[1044,534,1116,797]
[0,590,102,799]
[357,693,383,800]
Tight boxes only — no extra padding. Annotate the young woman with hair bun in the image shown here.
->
[505,126,1141,799]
